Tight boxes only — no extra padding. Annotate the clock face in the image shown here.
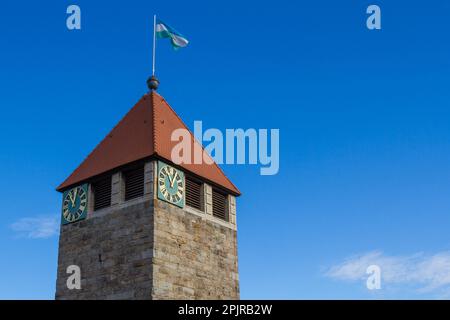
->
[157,161,184,208]
[62,184,88,224]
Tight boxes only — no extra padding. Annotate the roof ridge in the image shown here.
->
[153,92,240,194]
[57,91,240,195]
[57,95,147,190]
[149,92,158,155]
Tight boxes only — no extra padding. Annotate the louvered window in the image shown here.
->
[124,165,145,201]
[212,189,228,221]
[93,176,112,211]
[186,176,203,211]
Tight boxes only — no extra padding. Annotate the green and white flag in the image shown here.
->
[156,19,189,50]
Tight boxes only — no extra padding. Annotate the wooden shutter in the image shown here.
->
[212,189,228,221]
[93,176,112,211]
[186,176,203,211]
[124,165,145,201]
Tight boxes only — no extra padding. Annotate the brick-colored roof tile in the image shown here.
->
[56,92,240,195]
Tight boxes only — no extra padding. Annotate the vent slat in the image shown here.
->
[124,166,145,201]
[186,177,203,211]
[212,189,227,220]
[93,176,112,211]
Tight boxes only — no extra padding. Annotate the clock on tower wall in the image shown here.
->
[55,86,240,299]
[157,161,185,208]
[61,183,88,224]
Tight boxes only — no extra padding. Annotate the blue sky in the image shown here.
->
[1,0,450,299]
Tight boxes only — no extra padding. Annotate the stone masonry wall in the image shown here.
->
[152,199,239,299]
[56,161,239,300]
[55,199,154,299]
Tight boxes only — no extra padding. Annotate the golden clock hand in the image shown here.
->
[73,189,78,206]
[68,191,75,207]
[166,170,174,188]
[167,167,172,185]
[167,173,173,188]
[170,171,178,188]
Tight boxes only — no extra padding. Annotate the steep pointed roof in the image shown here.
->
[57,92,240,195]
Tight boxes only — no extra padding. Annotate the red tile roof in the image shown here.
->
[56,92,240,195]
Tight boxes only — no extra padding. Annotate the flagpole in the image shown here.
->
[152,14,156,76]
[147,14,159,91]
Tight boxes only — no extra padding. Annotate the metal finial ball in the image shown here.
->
[147,75,159,91]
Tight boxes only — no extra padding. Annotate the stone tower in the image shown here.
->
[55,88,240,299]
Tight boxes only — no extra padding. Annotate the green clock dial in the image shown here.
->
[62,184,88,224]
[157,161,184,208]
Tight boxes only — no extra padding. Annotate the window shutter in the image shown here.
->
[93,176,112,211]
[124,165,145,201]
[186,176,203,211]
[212,189,228,221]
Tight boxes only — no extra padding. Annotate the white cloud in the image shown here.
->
[10,216,59,239]
[325,250,450,294]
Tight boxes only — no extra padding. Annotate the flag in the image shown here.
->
[156,19,189,50]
